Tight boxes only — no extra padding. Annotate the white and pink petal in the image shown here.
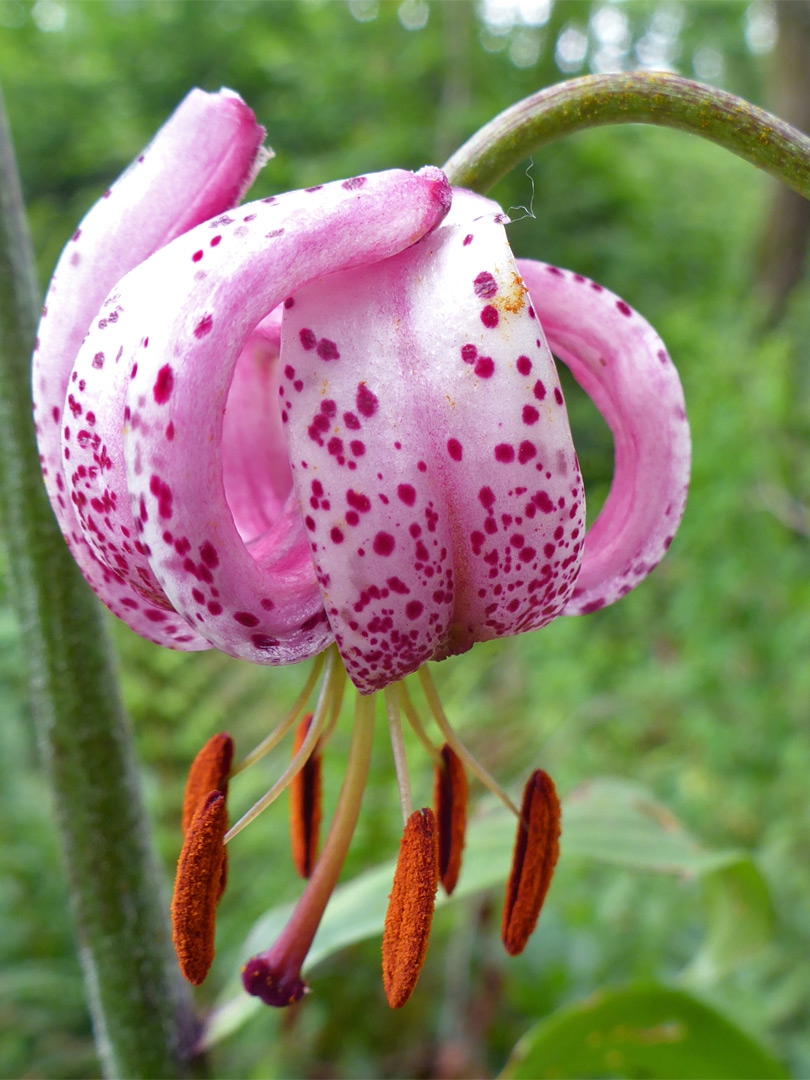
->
[33,87,267,647]
[76,168,451,665]
[282,190,585,692]
[517,260,690,614]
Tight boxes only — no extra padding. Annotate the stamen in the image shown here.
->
[501,769,561,956]
[231,650,327,775]
[181,732,233,834]
[289,713,322,878]
[384,683,412,826]
[434,744,468,895]
[416,666,520,818]
[226,649,339,842]
[242,693,376,1006]
[400,682,442,765]
[171,790,228,985]
[382,807,439,1009]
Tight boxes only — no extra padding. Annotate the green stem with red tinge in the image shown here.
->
[0,87,201,1080]
[443,72,810,198]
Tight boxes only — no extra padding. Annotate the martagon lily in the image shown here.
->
[32,89,690,1009]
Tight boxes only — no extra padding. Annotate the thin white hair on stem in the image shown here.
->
[508,157,536,223]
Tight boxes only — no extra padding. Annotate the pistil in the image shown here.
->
[242,693,376,1006]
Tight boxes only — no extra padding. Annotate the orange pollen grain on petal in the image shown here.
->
[289,713,322,878]
[501,769,561,957]
[382,807,439,1009]
[433,744,468,895]
[171,790,228,986]
[181,732,234,834]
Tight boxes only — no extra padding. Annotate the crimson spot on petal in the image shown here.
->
[194,314,213,339]
[473,271,498,299]
[356,383,379,417]
[373,532,395,556]
[317,338,340,361]
[153,364,174,404]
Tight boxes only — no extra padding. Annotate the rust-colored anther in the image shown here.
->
[433,744,468,895]
[181,732,233,834]
[382,807,439,1009]
[289,713,322,878]
[501,769,561,957]
[171,790,228,985]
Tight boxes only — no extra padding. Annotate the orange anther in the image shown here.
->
[289,713,322,878]
[171,790,228,985]
[501,769,561,956]
[382,807,439,1009]
[181,732,233,834]
[433,744,468,895]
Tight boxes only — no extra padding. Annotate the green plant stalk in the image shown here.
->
[0,89,201,1079]
[443,71,810,197]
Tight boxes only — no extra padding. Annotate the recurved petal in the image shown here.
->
[67,168,451,665]
[282,189,584,692]
[33,88,266,647]
[517,261,691,614]
[222,307,293,545]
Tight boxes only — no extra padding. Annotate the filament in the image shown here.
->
[400,682,442,765]
[316,659,347,751]
[231,650,327,775]
[225,650,337,842]
[417,666,519,818]
[384,683,412,825]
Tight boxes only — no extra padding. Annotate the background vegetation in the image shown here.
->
[2,1,810,1077]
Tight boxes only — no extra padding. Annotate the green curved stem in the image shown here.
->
[443,71,810,197]
[0,88,201,1078]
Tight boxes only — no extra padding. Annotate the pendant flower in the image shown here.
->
[32,89,690,1008]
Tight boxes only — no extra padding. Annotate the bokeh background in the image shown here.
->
[3,1,810,1077]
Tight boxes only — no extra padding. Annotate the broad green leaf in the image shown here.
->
[203,779,771,1048]
[686,858,774,984]
[499,982,789,1079]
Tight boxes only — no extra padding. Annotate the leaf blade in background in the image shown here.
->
[203,778,772,1048]
[498,982,790,1080]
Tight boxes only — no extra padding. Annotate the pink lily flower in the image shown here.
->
[32,89,690,1008]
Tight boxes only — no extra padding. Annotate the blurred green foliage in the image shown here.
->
[2,1,810,1077]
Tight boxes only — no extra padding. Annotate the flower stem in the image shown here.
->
[0,87,201,1078]
[443,71,810,197]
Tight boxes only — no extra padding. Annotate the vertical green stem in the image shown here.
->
[0,87,200,1078]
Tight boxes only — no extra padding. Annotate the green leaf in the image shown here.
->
[203,779,772,1048]
[686,858,774,984]
[499,982,789,1079]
